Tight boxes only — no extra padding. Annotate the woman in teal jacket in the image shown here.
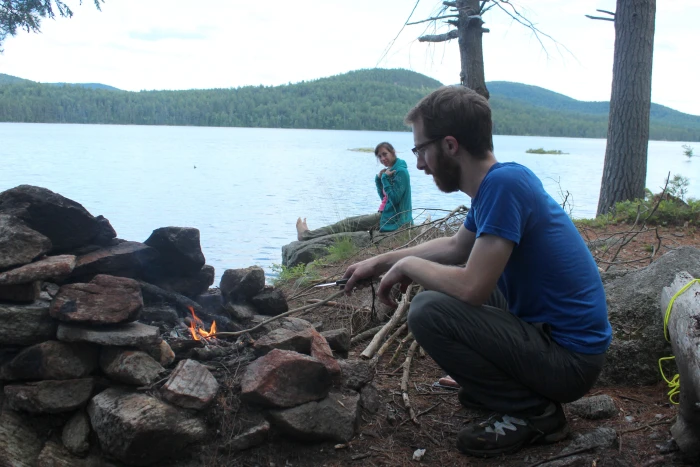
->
[296,142,413,241]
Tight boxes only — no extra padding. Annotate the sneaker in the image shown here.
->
[457,402,569,457]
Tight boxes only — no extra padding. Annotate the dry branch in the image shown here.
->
[376,323,408,359]
[419,30,459,42]
[401,340,421,425]
[350,325,384,345]
[360,285,414,359]
[390,334,413,366]
[213,290,345,338]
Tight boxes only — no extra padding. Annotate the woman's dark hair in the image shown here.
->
[374,142,396,159]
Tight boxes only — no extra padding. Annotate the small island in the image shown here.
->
[348,147,375,153]
[526,148,568,154]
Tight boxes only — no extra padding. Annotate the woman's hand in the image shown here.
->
[379,168,387,177]
[385,169,396,177]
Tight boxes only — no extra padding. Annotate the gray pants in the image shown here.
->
[408,289,606,417]
[300,212,381,241]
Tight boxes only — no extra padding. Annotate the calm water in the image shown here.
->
[1,123,697,282]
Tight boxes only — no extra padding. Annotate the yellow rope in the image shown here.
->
[659,278,699,405]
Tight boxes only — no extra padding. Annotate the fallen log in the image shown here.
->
[660,271,700,459]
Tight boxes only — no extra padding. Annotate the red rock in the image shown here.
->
[0,255,76,285]
[50,274,143,325]
[240,349,331,408]
[310,329,341,378]
[161,359,219,410]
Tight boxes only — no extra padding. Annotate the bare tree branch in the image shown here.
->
[596,9,615,16]
[419,29,459,42]
[407,14,459,26]
[492,0,559,57]
[376,0,422,66]
[586,15,614,22]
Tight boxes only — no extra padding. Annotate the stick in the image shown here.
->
[361,285,413,359]
[526,446,595,467]
[389,334,413,366]
[376,323,408,359]
[401,340,421,425]
[212,290,345,337]
[350,325,384,345]
[399,402,441,426]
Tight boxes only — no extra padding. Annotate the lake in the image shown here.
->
[1,123,697,283]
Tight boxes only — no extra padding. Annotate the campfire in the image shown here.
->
[188,306,217,341]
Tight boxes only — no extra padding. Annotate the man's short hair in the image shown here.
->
[405,85,493,159]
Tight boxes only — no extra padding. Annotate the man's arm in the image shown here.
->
[342,224,476,293]
[378,233,514,306]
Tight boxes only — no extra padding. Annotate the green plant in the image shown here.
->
[322,236,358,263]
[682,144,694,160]
[668,174,690,201]
[270,263,321,286]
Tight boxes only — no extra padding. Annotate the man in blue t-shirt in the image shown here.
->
[342,86,611,458]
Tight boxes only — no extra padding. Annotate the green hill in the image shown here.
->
[0,69,697,141]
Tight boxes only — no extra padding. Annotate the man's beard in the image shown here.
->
[431,146,461,193]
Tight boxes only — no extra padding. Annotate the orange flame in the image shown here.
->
[188,306,217,340]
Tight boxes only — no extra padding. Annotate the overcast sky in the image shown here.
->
[1,0,697,115]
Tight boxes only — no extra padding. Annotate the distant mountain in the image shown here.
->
[47,82,121,91]
[0,69,697,141]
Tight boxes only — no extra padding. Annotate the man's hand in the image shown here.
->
[342,258,378,296]
[377,258,414,307]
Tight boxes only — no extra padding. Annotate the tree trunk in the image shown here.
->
[457,0,489,99]
[596,0,656,216]
[660,272,700,459]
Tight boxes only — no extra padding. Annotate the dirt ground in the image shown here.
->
[198,222,700,467]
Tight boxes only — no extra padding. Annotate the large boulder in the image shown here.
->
[160,359,219,410]
[50,274,143,325]
[0,255,76,285]
[282,232,371,268]
[220,266,265,303]
[253,327,315,357]
[4,378,94,413]
[0,214,52,269]
[268,390,360,443]
[5,340,98,381]
[251,289,289,316]
[0,185,100,252]
[149,265,215,298]
[88,388,207,466]
[599,246,700,385]
[144,227,206,275]
[240,349,331,408]
[0,301,57,346]
[69,241,159,281]
[100,348,165,386]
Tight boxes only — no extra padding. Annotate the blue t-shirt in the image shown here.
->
[464,162,612,355]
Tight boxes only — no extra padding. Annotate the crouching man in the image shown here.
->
[342,86,611,457]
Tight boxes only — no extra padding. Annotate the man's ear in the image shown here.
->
[445,136,459,155]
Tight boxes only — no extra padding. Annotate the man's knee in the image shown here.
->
[407,290,445,334]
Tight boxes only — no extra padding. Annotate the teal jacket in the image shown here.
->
[374,158,413,232]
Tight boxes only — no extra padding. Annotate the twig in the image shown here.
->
[640,455,671,467]
[350,325,384,345]
[376,323,408,358]
[401,340,421,425]
[351,452,372,461]
[212,290,345,337]
[400,402,442,426]
[361,285,414,359]
[619,416,675,434]
[389,334,414,366]
[526,446,595,467]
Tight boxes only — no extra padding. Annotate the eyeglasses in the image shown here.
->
[412,136,445,157]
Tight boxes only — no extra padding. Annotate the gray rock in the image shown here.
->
[100,347,165,386]
[253,327,314,357]
[161,359,219,410]
[227,302,256,321]
[599,247,700,385]
[0,185,100,252]
[50,274,144,325]
[6,340,98,381]
[226,421,270,452]
[57,321,161,348]
[93,215,118,246]
[144,227,206,274]
[566,427,618,452]
[5,378,94,413]
[140,304,179,327]
[70,241,159,281]
[0,214,52,269]
[62,410,91,456]
[339,358,375,390]
[282,232,371,268]
[568,395,618,420]
[144,339,176,367]
[0,301,57,346]
[321,328,351,353]
[360,383,381,413]
[241,349,331,408]
[37,441,108,467]
[268,390,360,443]
[0,281,40,303]
[88,388,207,466]
[196,289,226,316]
[0,254,75,286]
[149,264,215,299]
[257,316,316,334]
[0,410,43,467]
[251,289,289,316]
[220,266,265,303]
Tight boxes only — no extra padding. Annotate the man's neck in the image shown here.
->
[459,152,498,198]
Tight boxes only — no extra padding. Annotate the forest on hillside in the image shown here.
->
[0,69,698,141]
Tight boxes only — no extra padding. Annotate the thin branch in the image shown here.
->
[527,447,595,467]
[418,29,459,42]
[407,14,459,26]
[596,9,615,16]
[401,340,421,425]
[376,0,421,66]
[585,15,614,22]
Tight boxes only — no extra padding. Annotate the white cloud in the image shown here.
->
[0,0,697,115]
